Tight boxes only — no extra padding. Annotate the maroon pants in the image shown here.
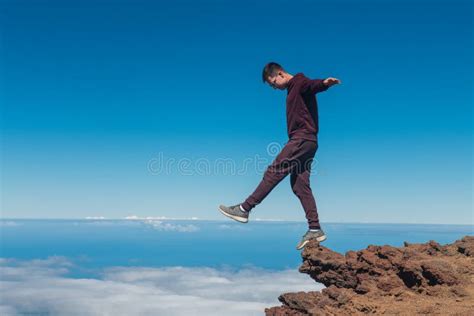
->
[242,139,321,229]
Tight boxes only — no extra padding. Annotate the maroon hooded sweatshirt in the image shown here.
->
[286,73,329,142]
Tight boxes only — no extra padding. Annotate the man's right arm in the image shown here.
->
[299,77,341,95]
[299,78,329,95]
[323,77,341,87]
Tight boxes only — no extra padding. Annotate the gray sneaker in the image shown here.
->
[296,229,327,250]
[218,204,249,223]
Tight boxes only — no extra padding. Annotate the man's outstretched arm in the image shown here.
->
[323,77,341,87]
[301,77,341,94]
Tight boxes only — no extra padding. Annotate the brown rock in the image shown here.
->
[265,305,306,316]
[266,236,474,315]
[454,236,474,257]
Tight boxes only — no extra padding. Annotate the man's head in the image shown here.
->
[262,62,292,90]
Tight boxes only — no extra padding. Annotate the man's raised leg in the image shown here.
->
[241,141,297,212]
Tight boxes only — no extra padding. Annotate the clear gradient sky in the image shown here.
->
[1,0,472,224]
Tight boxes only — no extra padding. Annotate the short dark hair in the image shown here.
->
[262,62,284,83]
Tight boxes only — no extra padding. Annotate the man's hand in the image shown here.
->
[323,77,341,87]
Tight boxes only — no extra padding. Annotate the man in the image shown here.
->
[219,62,341,250]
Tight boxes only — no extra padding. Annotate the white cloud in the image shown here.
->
[76,219,200,232]
[0,256,72,281]
[124,215,141,220]
[0,221,22,227]
[119,216,201,232]
[217,224,251,231]
[76,220,141,227]
[0,257,323,316]
[124,215,200,221]
[254,218,298,222]
[143,220,200,232]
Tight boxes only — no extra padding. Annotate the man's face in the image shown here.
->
[266,72,288,90]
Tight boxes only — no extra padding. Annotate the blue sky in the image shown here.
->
[1,0,472,224]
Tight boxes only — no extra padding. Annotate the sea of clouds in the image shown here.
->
[0,256,323,315]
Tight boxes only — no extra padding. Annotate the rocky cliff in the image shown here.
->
[265,236,474,315]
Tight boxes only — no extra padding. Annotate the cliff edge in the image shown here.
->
[265,236,474,315]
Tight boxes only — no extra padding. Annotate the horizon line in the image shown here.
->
[0,217,472,226]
